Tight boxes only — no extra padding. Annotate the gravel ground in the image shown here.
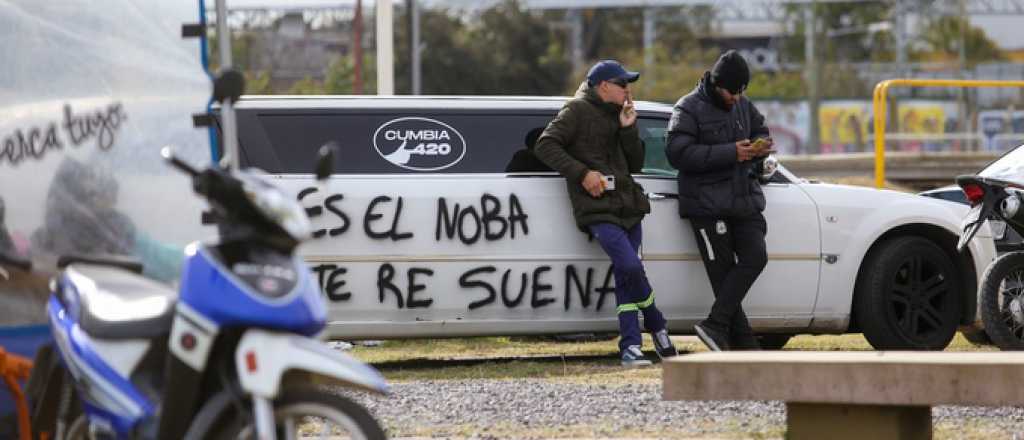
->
[338,380,1024,439]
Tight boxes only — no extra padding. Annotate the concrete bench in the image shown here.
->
[662,351,1024,440]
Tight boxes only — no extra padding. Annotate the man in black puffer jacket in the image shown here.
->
[665,50,774,351]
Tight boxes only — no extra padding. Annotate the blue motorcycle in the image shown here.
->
[7,147,388,439]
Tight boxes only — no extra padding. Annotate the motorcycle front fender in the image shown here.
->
[234,329,389,399]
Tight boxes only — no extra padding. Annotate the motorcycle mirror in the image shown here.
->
[761,154,779,181]
[315,142,338,181]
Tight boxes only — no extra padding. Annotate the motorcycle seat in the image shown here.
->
[61,264,178,340]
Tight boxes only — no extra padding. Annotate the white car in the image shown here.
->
[229,96,996,350]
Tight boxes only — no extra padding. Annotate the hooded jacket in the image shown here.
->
[534,82,651,230]
[665,72,770,218]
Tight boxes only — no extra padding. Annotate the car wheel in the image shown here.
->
[854,236,961,350]
[979,251,1024,350]
[757,334,792,350]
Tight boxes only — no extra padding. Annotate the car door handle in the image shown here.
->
[647,192,678,200]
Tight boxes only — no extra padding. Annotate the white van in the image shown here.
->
[229,95,996,350]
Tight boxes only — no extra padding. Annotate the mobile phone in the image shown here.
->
[751,138,768,149]
[601,175,616,191]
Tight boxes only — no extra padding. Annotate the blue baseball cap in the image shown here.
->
[586,60,640,86]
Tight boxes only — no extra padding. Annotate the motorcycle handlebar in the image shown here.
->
[161,147,200,178]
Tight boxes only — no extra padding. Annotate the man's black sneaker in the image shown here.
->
[620,345,653,368]
[694,321,730,352]
[652,329,678,359]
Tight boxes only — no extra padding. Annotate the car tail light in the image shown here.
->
[962,184,985,205]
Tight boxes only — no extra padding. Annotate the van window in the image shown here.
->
[237,111,554,174]
[637,117,675,176]
[637,116,791,183]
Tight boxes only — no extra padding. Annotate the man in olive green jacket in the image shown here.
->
[535,60,677,367]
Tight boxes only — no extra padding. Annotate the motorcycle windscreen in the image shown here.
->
[0,1,212,326]
[979,143,1024,182]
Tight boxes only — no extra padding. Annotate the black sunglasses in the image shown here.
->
[726,84,747,95]
[608,79,629,88]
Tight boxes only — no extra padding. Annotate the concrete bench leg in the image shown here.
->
[786,402,931,440]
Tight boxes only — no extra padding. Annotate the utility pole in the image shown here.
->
[893,0,906,76]
[958,0,971,150]
[804,2,820,154]
[643,8,656,80]
[377,0,395,95]
[411,0,421,95]
[353,0,363,94]
[567,9,584,74]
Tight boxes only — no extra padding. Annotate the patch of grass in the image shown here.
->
[351,332,996,384]
[783,333,996,352]
[351,336,621,364]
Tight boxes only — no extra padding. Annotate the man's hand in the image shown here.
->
[619,92,637,127]
[736,139,757,162]
[582,170,605,198]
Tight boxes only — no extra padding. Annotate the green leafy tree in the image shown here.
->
[914,15,1005,64]
[287,76,324,95]
[323,55,377,94]
[779,2,892,63]
[467,0,571,95]
[393,7,480,94]
[245,71,274,95]
[394,0,570,95]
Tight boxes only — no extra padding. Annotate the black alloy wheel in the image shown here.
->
[855,236,961,350]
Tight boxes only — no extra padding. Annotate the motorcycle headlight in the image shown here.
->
[238,171,312,241]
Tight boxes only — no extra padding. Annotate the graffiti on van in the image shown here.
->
[311,261,619,312]
[373,117,467,171]
[299,187,531,245]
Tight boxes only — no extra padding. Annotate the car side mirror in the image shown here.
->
[315,143,338,181]
[761,154,779,182]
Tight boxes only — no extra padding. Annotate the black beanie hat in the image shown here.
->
[711,50,750,93]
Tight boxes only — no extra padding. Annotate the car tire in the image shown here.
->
[854,236,961,350]
[756,334,792,350]
[979,251,1024,350]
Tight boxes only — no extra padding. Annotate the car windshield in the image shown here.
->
[979,144,1024,183]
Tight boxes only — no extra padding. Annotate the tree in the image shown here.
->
[394,0,571,95]
[914,15,1005,65]
[779,1,893,64]
[324,55,376,94]
[287,76,324,95]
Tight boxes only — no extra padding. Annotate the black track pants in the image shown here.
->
[690,213,768,334]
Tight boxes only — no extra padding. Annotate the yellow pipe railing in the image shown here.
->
[872,79,1024,188]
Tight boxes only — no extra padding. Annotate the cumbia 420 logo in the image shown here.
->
[373,117,467,171]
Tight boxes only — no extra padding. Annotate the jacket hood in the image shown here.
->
[696,71,730,112]
[576,81,622,115]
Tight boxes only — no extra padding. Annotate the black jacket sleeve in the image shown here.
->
[665,104,737,174]
[534,101,589,183]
